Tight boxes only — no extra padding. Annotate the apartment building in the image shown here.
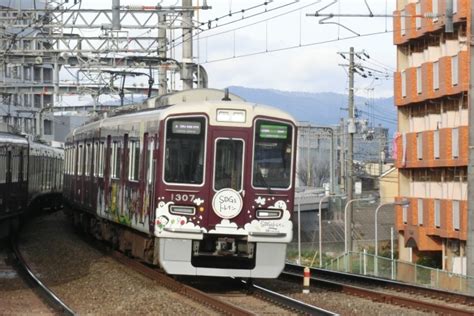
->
[0,0,55,142]
[394,0,469,274]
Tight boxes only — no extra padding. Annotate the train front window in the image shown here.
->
[253,120,293,189]
[214,139,243,191]
[165,117,205,184]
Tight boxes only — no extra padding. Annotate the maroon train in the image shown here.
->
[63,89,297,278]
[0,128,63,237]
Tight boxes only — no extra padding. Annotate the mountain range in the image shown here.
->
[227,86,396,135]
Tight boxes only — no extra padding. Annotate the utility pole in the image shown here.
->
[158,13,168,96]
[347,47,355,253]
[181,0,194,90]
[466,0,474,293]
[338,46,365,252]
[339,118,345,197]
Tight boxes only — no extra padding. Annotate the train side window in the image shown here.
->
[148,138,154,184]
[128,140,140,181]
[23,149,28,180]
[70,148,73,175]
[93,142,98,177]
[6,151,11,183]
[111,141,121,179]
[64,148,67,175]
[66,148,71,175]
[98,141,105,177]
[85,143,91,176]
[19,150,23,181]
[11,150,18,182]
[73,145,78,175]
[65,148,69,175]
[0,147,6,183]
[78,144,84,175]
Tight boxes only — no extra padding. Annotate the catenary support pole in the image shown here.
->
[181,0,194,90]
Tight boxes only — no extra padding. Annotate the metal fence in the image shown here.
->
[323,251,474,294]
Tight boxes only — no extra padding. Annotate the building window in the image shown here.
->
[401,71,407,98]
[451,55,459,86]
[416,67,422,94]
[401,10,406,36]
[432,0,439,22]
[433,61,439,90]
[452,128,459,159]
[403,206,407,224]
[434,200,441,228]
[434,130,440,159]
[415,2,421,29]
[43,119,52,135]
[453,0,457,14]
[417,132,423,160]
[418,199,424,226]
[453,200,460,230]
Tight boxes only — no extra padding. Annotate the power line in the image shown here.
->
[169,0,315,52]
[201,29,393,64]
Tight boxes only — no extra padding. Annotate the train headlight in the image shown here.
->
[256,209,282,219]
[216,109,246,123]
[170,205,196,216]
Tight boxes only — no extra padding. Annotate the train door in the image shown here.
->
[206,129,250,228]
[0,146,8,216]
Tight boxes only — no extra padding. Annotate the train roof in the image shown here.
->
[0,132,28,145]
[30,141,64,157]
[68,89,296,142]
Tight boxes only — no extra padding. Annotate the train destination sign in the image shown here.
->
[172,121,201,134]
[260,124,288,139]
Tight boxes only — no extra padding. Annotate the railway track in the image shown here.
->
[283,263,474,315]
[245,280,336,315]
[112,251,336,315]
[9,235,75,315]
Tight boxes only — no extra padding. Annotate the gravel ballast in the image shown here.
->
[19,211,218,315]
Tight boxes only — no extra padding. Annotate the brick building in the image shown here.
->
[393,0,469,274]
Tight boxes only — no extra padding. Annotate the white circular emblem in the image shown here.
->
[212,189,243,219]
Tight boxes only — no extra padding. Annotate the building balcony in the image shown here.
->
[395,197,467,251]
[394,51,468,107]
[394,126,468,169]
[394,0,468,45]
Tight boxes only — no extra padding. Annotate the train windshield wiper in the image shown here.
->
[256,165,273,194]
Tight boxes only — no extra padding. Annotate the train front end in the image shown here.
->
[155,101,296,278]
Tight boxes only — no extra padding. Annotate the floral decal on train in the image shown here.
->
[154,201,204,236]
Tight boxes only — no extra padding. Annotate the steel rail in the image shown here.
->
[285,263,474,305]
[243,280,337,316]
[10,235,76,316]
[284,264,474,316]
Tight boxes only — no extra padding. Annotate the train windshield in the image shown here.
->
[164,117,205,184]
[253,120,293,189]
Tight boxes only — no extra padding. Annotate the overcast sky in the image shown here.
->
[11,0,396,99]
[196,0,396,98]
